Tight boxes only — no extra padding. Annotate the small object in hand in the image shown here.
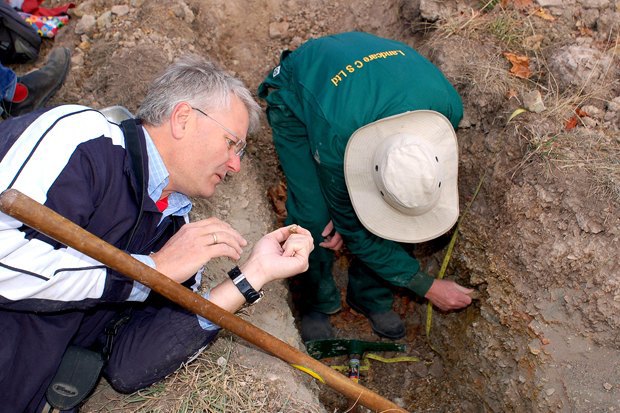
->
[288,224,298,234]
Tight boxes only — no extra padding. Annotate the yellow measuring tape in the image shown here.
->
[290,364,325,383]
[426,173,485,342]
[328,353,420,372]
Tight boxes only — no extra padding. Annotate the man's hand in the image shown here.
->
[150,217,247,282]
[424,279,474,311]
[207,224,314,312]
[240,224,314,289]
[318,220,343,251]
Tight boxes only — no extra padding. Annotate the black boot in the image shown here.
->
[346,297,406,340]
[3,47,70,117]
[300,311,334,342]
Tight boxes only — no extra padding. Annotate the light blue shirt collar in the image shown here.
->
[142,127,192,218]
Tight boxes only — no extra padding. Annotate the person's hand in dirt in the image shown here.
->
[319,219,343,251]
[424,279,474,311]
[150,217,248,283]
[209,224,314,311]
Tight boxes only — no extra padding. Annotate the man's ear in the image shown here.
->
[170,102,192,139]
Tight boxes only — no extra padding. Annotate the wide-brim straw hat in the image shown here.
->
[344,110,459,243]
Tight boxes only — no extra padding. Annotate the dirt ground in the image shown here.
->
[12,0,619,411]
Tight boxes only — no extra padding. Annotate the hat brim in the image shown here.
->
[344,110,459,243]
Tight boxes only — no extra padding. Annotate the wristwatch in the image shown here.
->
[228,266,264,305]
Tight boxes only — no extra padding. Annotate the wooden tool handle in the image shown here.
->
[0,189,407,413]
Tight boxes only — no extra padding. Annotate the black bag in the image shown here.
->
[45,346,104,410]
[0,2,41,64]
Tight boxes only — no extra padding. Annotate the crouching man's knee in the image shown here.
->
[105,328,218,393]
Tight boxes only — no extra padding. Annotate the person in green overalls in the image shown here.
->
[258,31,474,342]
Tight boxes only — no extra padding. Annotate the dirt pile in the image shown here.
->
[14,0,619,411]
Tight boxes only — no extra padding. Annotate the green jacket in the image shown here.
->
[258,31,463,297]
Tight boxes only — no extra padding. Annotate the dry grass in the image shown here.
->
[514,125,620,202]
[421,7,533,114]
[83,336,323,413]
[437,5,530,47]
[511,32,620,201]
[428,3,620,202]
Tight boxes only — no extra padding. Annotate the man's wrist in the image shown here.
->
[239,261,267,291]
[407,270,435,297]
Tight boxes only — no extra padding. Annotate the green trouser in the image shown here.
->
[264,90,395,315]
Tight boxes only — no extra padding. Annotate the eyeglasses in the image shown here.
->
[192,107,246,159]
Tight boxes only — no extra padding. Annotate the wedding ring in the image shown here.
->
[212,232,218,244]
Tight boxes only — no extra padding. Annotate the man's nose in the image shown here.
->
[227,152,242,173]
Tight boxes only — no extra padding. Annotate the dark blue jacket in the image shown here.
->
[0,105,184,312]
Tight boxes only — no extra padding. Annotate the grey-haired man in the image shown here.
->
[0,55,313,412]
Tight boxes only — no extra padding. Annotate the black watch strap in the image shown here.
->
[228,266,264,305]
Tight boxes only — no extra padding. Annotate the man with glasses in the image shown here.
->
[259,31,473,343]
[0,54,314,412]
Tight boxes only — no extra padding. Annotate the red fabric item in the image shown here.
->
[12,83,28,103]
[155,196,169,212]
[21,0,75,16]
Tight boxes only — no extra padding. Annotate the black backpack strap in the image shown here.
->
[101,308,133,361]
[120,118,146,250]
